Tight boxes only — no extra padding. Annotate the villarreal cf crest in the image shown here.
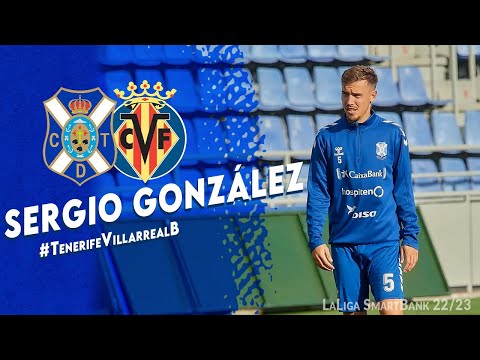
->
[43,88,117,185]
[112,80,186,183]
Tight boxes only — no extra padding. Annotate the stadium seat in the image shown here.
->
[250,45,280,64]
[132,45,164,66]
[192,117,229,164]
[98,45,133,66]
[103,70,133,99]
[439,158,471,191]
[283,67,317,112]
[398,66,450,109]
[375,111,403,127]
[257,115,289,161]
[222,115,259,162]
[134,69,164,88]
[219,45,250,65]
[285,115,316,160]
[464,110,480,154]
[256,67,288,111]
[466,157,480,189]
[162,45,194,65]
[373,67,402,108]
[411,159,442,192]
[336,45,388,64]
[306,45,337,63]
[402,111,435,155]
[431,111,464,154]
[192,45,222,65]
[196,67,228,113]
[278,45,308,64]
[313,66,343,111]
[315,114,340,131]
[164,68,202,114]
[180,118,200,166]
[223,67,259,113]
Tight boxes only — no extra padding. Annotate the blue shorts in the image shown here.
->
[331,241,403,312]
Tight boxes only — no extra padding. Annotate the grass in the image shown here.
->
[270,296,480,315]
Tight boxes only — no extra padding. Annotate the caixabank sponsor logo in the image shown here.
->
[112,80,186,183]
[43,88,117,185]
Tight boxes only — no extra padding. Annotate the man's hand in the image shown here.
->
[400,245,418,272]
[311,244,334,271]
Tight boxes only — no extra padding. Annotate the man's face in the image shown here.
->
[341,80,377,123]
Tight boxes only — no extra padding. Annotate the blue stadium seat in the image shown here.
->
[162,45,194,65]
[285,115,316,160]
[222,115,258,162]
[439,157,471,191]
[180,118,200,166]
[219,45,250,65]
[431,111,463,154]
[256,67,288,111]
[236,45,251,64]
[192,45,222,65]
[315,114,340,131]
[164,68,202,114]
[336,45,388,64]
[464,110,480,154]
[283,67,316,112]
[373,67,402,108]
[132,45,164,66]
[411,159,442,192]
[306,45,337,63]
[402,111,435,155]
[250,45,280,64]
[223,67,258,113]
[278,45,308,64]
[375,111,403,127]
[192,117,229,164]
[313,66,343,111]
[98,45,133,66]
[103,70,134,99]
[398,66,450,109]
[257,115,289,160]
[134,69,164,88]
[466,157,480,189]
[196,67,228,113]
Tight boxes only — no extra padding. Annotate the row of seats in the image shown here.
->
[97,45,388,67]
[255,110,480,159]
[102,56,450,117]
[103,67,257,115]
[253,65,450,114]
[241,45,388,65]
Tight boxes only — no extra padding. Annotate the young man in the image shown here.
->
[306,65,420,315]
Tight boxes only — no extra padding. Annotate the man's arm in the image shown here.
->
[306,132,330,253]
[392,128,420,250]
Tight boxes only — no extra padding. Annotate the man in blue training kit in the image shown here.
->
[306,65,420,315]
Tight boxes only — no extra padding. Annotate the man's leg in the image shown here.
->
[368,242,405,315]
[331,245,369,315]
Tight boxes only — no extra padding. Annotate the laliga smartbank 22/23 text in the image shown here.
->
[323,298,472,312]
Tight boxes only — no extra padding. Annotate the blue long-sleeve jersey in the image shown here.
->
[306,112,420,252]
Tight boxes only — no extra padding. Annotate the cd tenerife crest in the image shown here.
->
[112,80,186,183]
[43,88,117,185]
